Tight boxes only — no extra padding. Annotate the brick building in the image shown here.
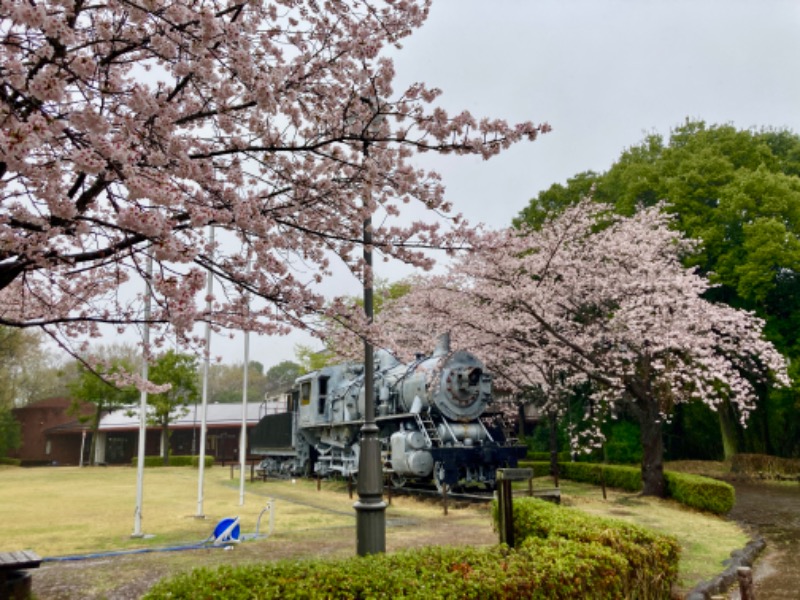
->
[10,398,94,465]
[10,398,283,465]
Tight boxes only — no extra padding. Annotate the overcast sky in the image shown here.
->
[171,1,800,370]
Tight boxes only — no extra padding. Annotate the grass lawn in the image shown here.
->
[0,463,748,595]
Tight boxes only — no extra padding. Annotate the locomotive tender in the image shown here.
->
[250,335,526,490]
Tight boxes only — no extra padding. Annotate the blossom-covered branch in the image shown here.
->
[0,0,549,350]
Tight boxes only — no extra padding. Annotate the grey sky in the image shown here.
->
[140,1,800,370]
[389,0,800,230]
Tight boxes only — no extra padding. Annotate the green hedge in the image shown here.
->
[526,451,571,463]
[664,471,734,514]
[0,457,21,466]
[131,455,214,468]
[519,460,734,515]
[731,453,800,477]
[145,537,673,599]
[146,499,679,600]
[499,497,680,599]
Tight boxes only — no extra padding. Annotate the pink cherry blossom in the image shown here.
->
[0,1,549,357]
[368,200,789,496]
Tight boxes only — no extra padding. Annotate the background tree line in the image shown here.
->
[515,120,800,462]
[0,332,304,462]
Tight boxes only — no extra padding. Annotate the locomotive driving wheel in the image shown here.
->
[433,462,451,494]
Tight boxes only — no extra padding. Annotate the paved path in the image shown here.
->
[727,481,800,599]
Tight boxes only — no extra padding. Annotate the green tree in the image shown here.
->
[294,344,336,373]
[518,120,800,459]
[148,351,200,465]
[208,361,268,404]
[0,408,20,459]
[0,327,43,408]
[0,326,47,458]
[68,358,138,465]
[264,361,304,396]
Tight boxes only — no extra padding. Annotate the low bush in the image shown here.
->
[131,455,214,468]
[516,460,551,477]
[664,471,734,514]
[731,453,800,477]
[0,457,21,466]
[502,497,680,599]
[145,535,675,599]
[520,461,732,515]
[559,462,643,492]
[526,451,571,463]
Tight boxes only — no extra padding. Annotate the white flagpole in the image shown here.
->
[196,226,214,519]
[239,327,249,506]
[133,254,153,537]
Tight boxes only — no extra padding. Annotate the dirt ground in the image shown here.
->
[30,500,498,599]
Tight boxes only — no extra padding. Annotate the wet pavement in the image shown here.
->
[726,481,800,599]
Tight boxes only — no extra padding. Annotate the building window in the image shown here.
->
[45,439,52,455]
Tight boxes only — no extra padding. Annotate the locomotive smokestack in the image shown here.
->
[433,332,451,357]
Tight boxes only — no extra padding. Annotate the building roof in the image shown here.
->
[97,401,282,432]
[12,397,74,412]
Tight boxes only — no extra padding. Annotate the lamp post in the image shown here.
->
[354,146,386,556]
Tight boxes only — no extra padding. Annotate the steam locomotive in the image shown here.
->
[250,335,526,490]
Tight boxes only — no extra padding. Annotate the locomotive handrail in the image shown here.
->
[439,417,458,445]
[477,417,495,443]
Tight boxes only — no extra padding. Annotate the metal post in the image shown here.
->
[239,328,249,506]
[496,468,533,548]
[196,226,214,519]
[132,255,153,538]
[354,207,386,556]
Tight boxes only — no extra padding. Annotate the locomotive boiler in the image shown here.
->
[250,335,526,490]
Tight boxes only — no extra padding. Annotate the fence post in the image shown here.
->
[737,566,755,600]
[496,468,533,548]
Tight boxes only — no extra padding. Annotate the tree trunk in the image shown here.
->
[718,398,739,461]
[161,425,169,466]
[548,410,560,478]
[638,396,666,497]
[89,404,103,466]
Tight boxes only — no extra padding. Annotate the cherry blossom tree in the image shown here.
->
[375,201,789,496]
[0,0,549,360]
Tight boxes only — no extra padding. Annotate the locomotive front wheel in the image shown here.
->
[390,474,406,488]
[433,462,451,494]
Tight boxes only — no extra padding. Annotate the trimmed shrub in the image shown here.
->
[144,537,675,600]
[521,461,731,515]
[0,457,21,466]
[559,462,643,492]
[132,455,213,468]
[502,497,680,599]
[664,471,734,514]
[526,451,571,463]
[731,453,800,477]
[515,460,552,477]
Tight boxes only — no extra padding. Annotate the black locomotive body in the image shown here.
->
[250,336,525,490]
